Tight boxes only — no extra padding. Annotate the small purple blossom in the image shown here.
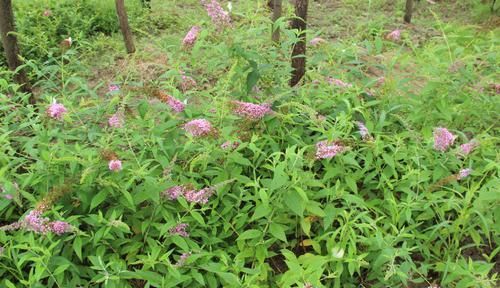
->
[183,119,213,137]
[315,141,345,160]
[108,84,120,92]
[166,95,186,113]
[49,221,72,235]
[108,113,124,128]
[184,187,214,204]
[309,37,326,46]
[2,194,13,200]
[169,223,189,237]
[221,140,240,150]
[457,168,472,180]
[174,252,191,267]
[327,77,352,88]
[43,10,52,17]
[356,121,371,140]
[433,127,456,152]
[183,26,201,47]
[47,102,67,120]
[387,29,401,41]
[459,141,478,156]
[231,101,272,120]
[200,0,231,29]
[24,210,49,233]
[108,159,122,172]
[162,186,185,200]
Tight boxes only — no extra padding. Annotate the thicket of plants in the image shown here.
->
[0,0,498,287]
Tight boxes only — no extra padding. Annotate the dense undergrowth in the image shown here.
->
[0,0,499,287]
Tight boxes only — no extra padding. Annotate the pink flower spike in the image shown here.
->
[183,26,201,47]
[108,84,120,92]
[3,194,13,200]
[457,168,472,180]
[24,210,49,234]
[327,77,352,88]
[315,140,345,160]
[183,119,213,137]
[166,95,186,113]
[108,159,122,172]
[47,102,67,120]
[309,37,326,46]
[169,223,189,237]
[221,141,240,150]
[386,29,401,41]
[108,113,124,128]
[459,141,477,156]
[200,0,231,29]
[184,187,214,204]
[49,221,71,235]
[162,186,185,200]
[231,101,272,120]
[174,252,191,267]
[356,121,371,140]
[433,127,456,152]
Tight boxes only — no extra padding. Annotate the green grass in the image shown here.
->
[0,0,499,287]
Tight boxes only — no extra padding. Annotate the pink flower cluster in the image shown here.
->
[162,185,215,204]
[386,29,401,41]
[108,113,124,128]
[309,37,326,46]
[183,26,201,47]
[162,186,185,200]
[356,121,371,140]
[184,187,214,204]
[7,210,72,235]
[231,101,272,120]
[183,119,213,137]
[166,95,186,113]
[200,0,231,29]
[459,140,478,156]
[169,223,189,237]
[221,140,240,150]
[180,74,197,92]
[108,159,122,171]
[108,84,120,92]
[47,102,67,120]
[315,141,345,160]
[327,77,352,88]
[174,252,191,267]
[457,168,472,180]
[433,127,456,152]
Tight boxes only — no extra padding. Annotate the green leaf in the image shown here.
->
[90,190,108,211]
[237,229,262,241]
[284,189,305,216]
[269,223,287,242]
[73,237,83,261]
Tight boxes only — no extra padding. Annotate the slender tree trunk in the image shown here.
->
[0,0,34,103]
[115,0,135,54]
[404,0,414,24]
[272,0,282,43]
[290,0,308,87]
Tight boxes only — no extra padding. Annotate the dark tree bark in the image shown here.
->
[404,0,414,24]
[290,0,308,87]
[115,0,136,54]
[272,0,282,43]
[0,0,34,103]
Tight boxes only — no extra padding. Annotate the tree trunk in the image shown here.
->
[272,0,282,43]
[115,0,136,54]
[404,0,414,24]
[0,0,34,103]
[290,0,308,87]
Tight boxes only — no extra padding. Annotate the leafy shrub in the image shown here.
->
[0,0,498,287]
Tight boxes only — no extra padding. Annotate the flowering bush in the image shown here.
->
[0,1,498,288]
